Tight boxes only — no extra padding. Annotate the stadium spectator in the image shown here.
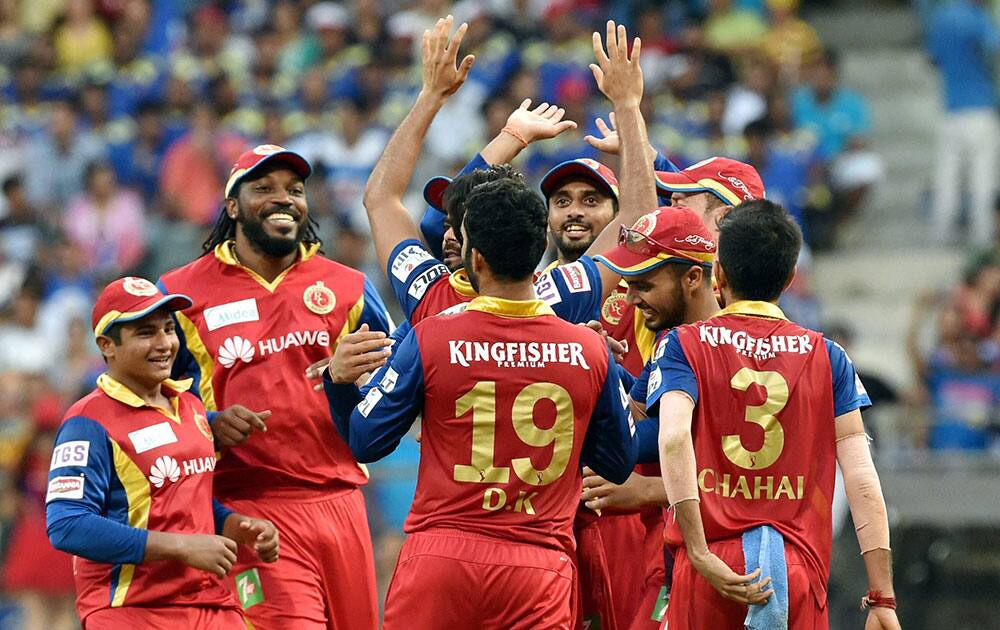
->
[63,160,146,275]
[52,0,112,76]
[704,0,767,56]
[762,0,821,83]
[0,175,52,266]
[924,0,1000,247]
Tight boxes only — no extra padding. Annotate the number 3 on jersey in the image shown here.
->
[453,381,574,486]
[723,368,788,470]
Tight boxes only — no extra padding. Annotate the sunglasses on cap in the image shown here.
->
[618,225,713,266]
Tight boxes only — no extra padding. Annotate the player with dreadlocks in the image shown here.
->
[158,144,394,629]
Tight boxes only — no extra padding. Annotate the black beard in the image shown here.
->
[238,205,304,258]
[463,247,480,293]
[645,280,687,332]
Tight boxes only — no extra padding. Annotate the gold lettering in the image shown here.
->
[718,473,730,497]
[482,488,506,511]
[775,476,796,500]
[732,475,752,499]
[797,475,805,500]
[698,468,715,494]
[753,475,774,500]
[514,491,538,514]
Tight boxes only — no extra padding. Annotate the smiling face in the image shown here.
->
[229,165,308,258]
[547,177,616,263]
[625,263,705,332]
[99,309,179,390]
[441,217,462,272]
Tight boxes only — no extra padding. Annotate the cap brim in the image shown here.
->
[225,151,312,198]
[97,294,193,336]
[654,170,741,205]
[594,249,673,276]
[423,176,452,212]
[541,162,618,200]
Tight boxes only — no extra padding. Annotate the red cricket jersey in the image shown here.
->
[410,268,477,324]
[48,376,238,622]
[664,304,837,602]
[405,298,625,556]
[159,241,392,501]
[599,279,659,377]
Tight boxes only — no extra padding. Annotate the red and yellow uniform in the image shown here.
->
[158,240,393,629]
[324,297,638,630]
[45,375,243,629]
[647,301,871,629]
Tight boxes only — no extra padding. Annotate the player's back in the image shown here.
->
[407,298,622,555]
[662,304,837,597]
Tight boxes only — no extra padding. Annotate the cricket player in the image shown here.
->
[158,144,393,629]
[653,200,899,629]
[46,277,278,629]
[326,176,637,630]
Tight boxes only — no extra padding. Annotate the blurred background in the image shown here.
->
[0,0,998,628]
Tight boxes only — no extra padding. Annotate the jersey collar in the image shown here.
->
[214,240,320,292]
[448,269,478,297]
[97,373,192,423]
[717,300,787,320]
[466,296,555,318]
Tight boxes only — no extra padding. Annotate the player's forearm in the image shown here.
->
[861,548,895,596]
[837,432,892,555]
[48,512,148,565]
[659,394,703,552]
[480,130,525,165]
[145,530,189,563]
[364,91,446,212]
[616,103,657,224]
[637,473,669,507]
[672,496,710,560]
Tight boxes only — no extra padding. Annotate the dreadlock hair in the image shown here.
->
[201,188,324,255]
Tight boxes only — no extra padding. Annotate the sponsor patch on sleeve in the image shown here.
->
[855,374,868,397]
[358,388,384,418]
[647,367,663,400]
[654,337,668,361]
[46,476,85,502]
[407,265,447,301]
[391,245,435,282]
[534,272,562,306]
[50,440,90,470]
[558,262,591,293]
[128,422,179,454]
[379,367,399,393]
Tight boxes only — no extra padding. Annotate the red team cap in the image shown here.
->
[540,158,620,201]
[595,206,716,276]
[91,277,192,338]
[224,144,312,199]
[654,157,764,206]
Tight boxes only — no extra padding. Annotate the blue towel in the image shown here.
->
[742,525,789,630]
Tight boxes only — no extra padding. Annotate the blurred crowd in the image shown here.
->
[0,0,885,625]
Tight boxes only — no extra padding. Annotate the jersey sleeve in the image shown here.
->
[356,275,395,335]
[580,352,638,484]
[646,330,698,416]
[824,339,872,416]
[323,328,425,463]
[45,416,148,565]
[653,150,680,173]
[630,360,653,405]
[212,499,232,535]
[386,239,450,320]
[536,257,604,324]
[419,153,489,257]
[634,416,660,464]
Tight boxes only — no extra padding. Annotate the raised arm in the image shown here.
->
[586,21,659,301]
[363,15,475,273]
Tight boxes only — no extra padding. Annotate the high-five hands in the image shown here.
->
[421,15,476,100]
[505,98,578,144]
[590,20,643,108]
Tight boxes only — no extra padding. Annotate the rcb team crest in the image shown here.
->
[194,413,213,441]
[304,281,336,314]
[601,290,628,326]
[123,277,158,297]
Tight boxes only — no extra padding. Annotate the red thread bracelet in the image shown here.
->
[860,590,896,610]
[501,126,529,148]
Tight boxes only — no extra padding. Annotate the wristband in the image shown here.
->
[860,590,896,610]
[501,126,529,148]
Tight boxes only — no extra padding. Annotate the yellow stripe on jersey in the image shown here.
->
[335,294,366,343]
[109,440,151,607]
[448,269,478,297]
[633,308,658,365]
[176,311,218,411]
[214,241,319,293]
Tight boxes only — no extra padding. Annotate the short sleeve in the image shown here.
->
[825,339,872,416]
[537,256,604,324]
[646,330,698,415]
[386,239,450,320]
[630,361,653,405]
